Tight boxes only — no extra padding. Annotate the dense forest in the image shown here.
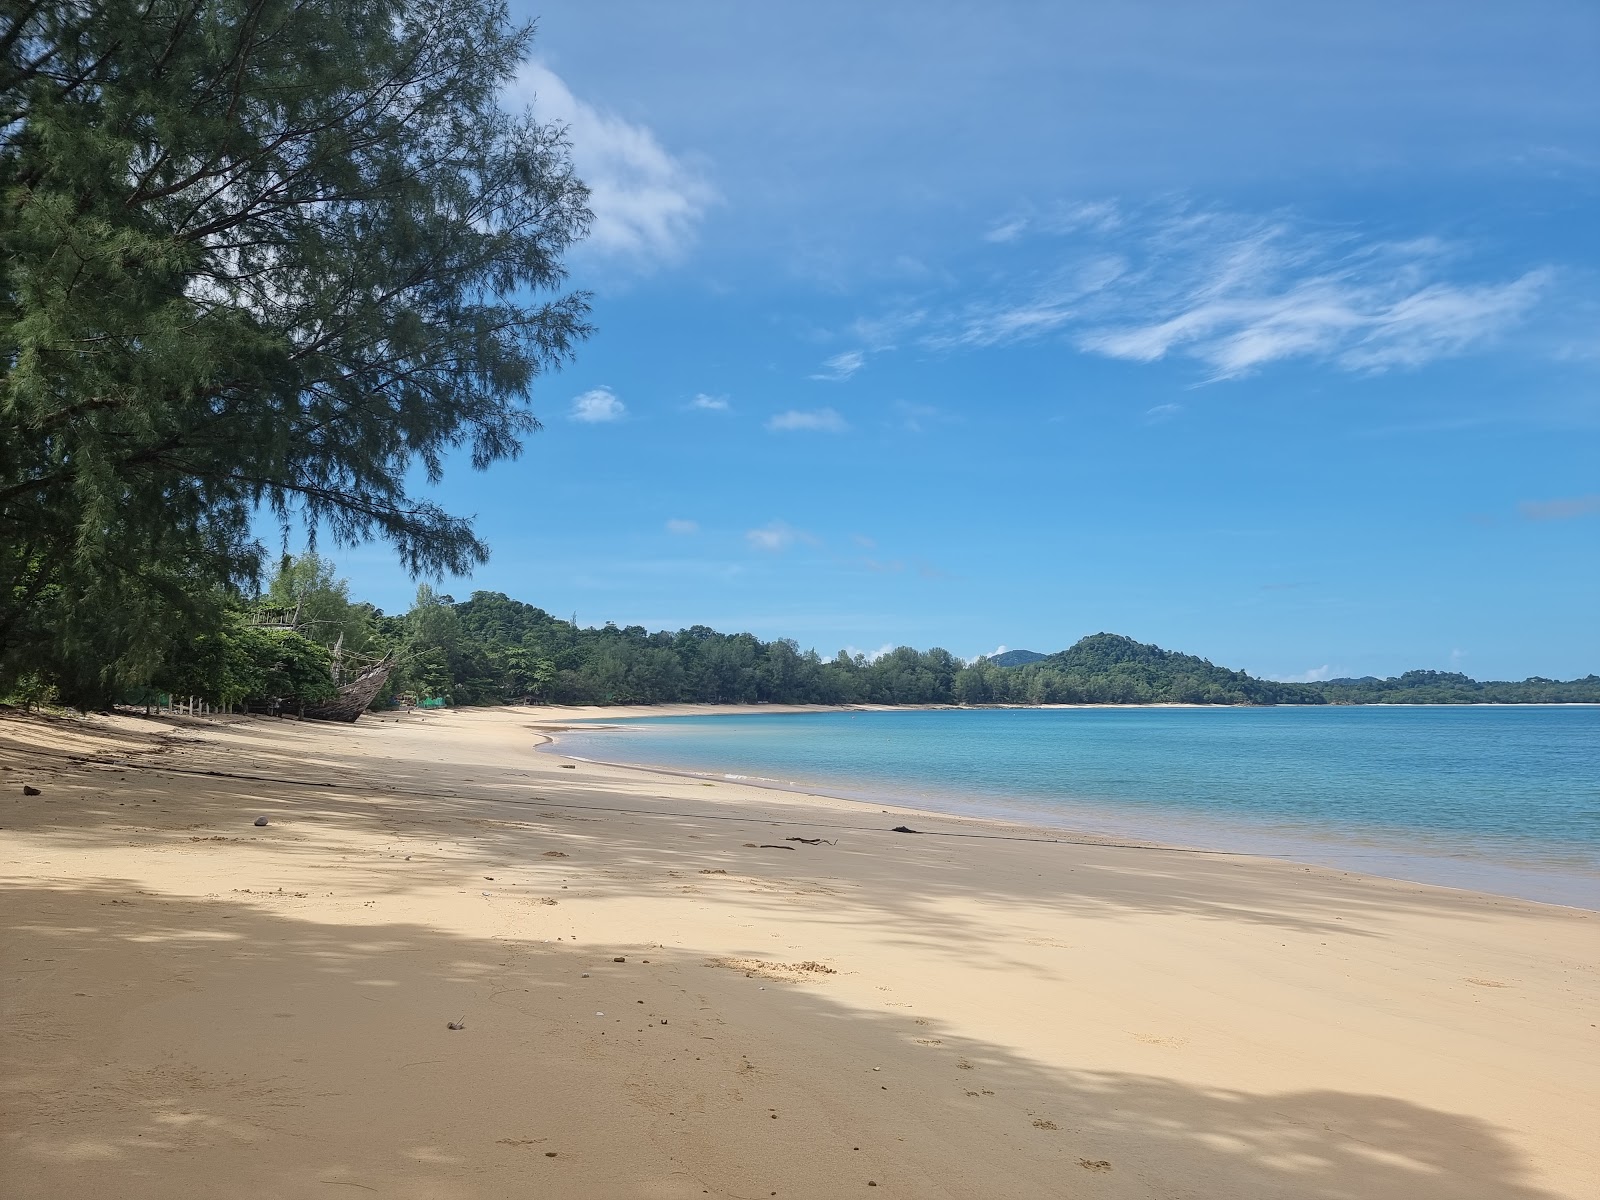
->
[11,555,1591,713]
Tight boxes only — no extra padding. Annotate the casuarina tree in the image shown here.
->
[0,0,592,704]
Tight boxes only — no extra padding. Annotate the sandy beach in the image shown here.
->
[2,705,1596,1199]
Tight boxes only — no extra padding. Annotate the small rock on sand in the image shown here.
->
[253,816,269,827]
[22,785,41,796]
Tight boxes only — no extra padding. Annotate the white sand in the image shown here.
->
[2,705,1596,1198]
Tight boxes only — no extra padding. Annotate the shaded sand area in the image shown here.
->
[2,706,1596,1199]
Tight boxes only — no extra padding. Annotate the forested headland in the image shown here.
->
[11,555,1589,713]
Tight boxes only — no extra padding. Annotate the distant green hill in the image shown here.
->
[972,635,1600,706]
[987,649,1047,667]
[1314,670,1600,705]
[1018,633,1314,705]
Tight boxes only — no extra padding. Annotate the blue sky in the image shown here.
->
[327,1,1599,681]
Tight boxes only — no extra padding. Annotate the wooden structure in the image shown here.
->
[299,656,395,723]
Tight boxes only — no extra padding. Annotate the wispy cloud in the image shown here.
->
[983,200,1123,244]
[810,350,866,381]
[915,204,1554,380]
[1518,493,1600,520]
[1270,664,1336,683]
[1143,403,1183,424]
[512,63,716,264]
[665,518,699,535]
[569,386,625,423]
[983,215,1030,244]
[767,407,848,433]
[745,521,817,552]
[893,400,957,433]
[687,393,730,412]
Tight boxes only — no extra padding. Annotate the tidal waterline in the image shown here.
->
[553,706,1600,909]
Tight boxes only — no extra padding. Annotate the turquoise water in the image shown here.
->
[554,706,1600,908]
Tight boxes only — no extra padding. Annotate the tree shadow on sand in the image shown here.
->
[1,876,1568,1200]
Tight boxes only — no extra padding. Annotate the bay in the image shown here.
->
[554,706,1600,909]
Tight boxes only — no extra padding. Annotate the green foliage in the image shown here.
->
[263,553,376,654]
[152,610,335,708]
[371,605,1600,710]
[1314,671,1600,704]
[1,0,591,705]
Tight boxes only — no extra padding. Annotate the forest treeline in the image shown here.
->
[13,555,1590,712]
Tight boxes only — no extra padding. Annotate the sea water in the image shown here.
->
[553,706,1600,909]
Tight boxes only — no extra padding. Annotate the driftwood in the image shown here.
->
[784,836,837,846]
[890,825,922,834]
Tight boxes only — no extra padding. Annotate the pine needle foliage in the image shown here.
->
[1,0,592,704]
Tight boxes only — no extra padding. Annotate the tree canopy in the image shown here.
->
[1,0,591,705]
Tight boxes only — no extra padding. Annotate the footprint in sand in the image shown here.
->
[1131,1032,1189,1048]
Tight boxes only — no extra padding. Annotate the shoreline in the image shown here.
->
[3,706,1597,1198]
[536,706,1600,913]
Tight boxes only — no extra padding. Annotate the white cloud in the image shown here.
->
[982,201,1122,246]
[809,350,865,381]
[511,63,716,264]
[843,643,896,663]
[570,386,625,423]
[915,204,1552,379]
[894,400,954,433]
[767,407,847,433]
[665,518,699,535]
[688,393,730,412]
[1143,403,1183,423]
[1270,665,1335,683]
[983,215,1030,244]
[745,521,816,552]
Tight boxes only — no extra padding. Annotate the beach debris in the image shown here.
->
[543,850,568,857]
[1078,1160,1112,1172]
[1032,1118,1058,1130]
[710,958,837,982]
[660,1019,668,1025]
[595,1011,604,1016]
[253,816,269,827]
[784,836,836,846]
[559,764,576,769]
[890,825,921,834]
[758,844,795,850]
[447,1017,466,1030]
[699,868,728,874]
[581,972,590,978]
[614,956,626,962]
[545,1151,557,1157]
[742,842,759,847]
[22,785,40,796]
